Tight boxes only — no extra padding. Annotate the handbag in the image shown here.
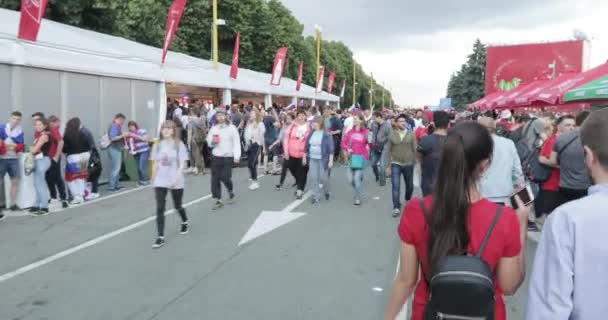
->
[349,154,365,169]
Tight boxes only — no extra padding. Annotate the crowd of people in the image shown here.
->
[2,98,606,318]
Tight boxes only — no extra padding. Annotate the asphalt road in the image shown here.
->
[0,166,538,320]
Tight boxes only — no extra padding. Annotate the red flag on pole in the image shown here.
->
[161,0,187,64]
[17,0,49,41]
[316,66,325,93]
[327,71,336,93]
[296,61,304,91]
[340,80,346,98]
[229,32,240,79]
[270,47,288,86]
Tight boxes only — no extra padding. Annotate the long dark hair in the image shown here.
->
[64,117,82,145]
[427,121,493,272]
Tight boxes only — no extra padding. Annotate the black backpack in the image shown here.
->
[420,199,503,320]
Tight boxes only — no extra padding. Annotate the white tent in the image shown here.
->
[0,8,339,103]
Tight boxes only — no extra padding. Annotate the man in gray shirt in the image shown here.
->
[527,108,608,320]
[549,111,591,206]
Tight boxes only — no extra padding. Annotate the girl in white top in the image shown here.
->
[244,109,266,190]
[150,120,189,249]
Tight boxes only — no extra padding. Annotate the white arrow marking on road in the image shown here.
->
[238,192,310,246]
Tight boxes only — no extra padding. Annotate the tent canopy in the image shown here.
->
[0,8,339,102]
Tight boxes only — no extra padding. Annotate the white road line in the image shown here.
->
[0,194,212,284]
[281,192,311,213]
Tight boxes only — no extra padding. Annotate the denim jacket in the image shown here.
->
[305,130,335,170]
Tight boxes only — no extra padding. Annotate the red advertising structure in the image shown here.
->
[485,40,585,95]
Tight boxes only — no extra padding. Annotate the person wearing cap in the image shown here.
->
[207,108,241,210]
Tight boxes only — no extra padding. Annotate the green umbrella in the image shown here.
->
[564,75,608,102]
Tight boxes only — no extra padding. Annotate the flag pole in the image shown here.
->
[315,25,322,83]
[352,58,357,107]
[369,73,374,109]
[212,0,219,69]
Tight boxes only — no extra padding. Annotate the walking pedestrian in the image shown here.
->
[526,108,608,320]
[548,111,592,206]
[417,111,449,196]
[304,116,334,204]
[45,116,68,208]
[384,121,528,320]
[537,115,575,217]
[207,108,240,209]
[384,114,417,217]
[0,111,24,215]
[187,111,207,175]
[370,111,392,186]
[282,110,311,199]
[478,116,524,205]
[342,114,372,206]
[30,117,52,216]
[126,121,151,186]
[63,118,93,204]
[244,109,265,190]
[274,113,294,190]
[150,120,189,249]
[107,113,126,192]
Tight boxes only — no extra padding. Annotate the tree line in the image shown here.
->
[0,0,394,108]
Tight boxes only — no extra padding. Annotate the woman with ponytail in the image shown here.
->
[385,121,529,320]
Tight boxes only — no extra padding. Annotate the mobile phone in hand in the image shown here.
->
[510,185,535,210]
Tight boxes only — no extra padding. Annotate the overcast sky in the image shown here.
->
[279,0,608,107]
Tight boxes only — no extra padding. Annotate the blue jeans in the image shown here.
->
[391,163,414,210]
[347,168,365,201]
[135,151,150,184]
[370,149,386,185]
[108,147,123,190]
[34,157,51,209]
[307,159,330,201]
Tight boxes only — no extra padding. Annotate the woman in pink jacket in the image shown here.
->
[341,114,373,206]
[283,110,311,199]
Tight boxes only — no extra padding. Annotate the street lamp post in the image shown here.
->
[314,25,322,83]
[210,19,226,66]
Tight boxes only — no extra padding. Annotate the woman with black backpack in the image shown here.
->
[384,121,529,320]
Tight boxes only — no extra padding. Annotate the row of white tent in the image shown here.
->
[0,8,340,103]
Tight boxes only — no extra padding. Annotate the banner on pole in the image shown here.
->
[327,72,336,93]
[161,0,187,64]
[271,47,288,86]
[316,66,325,93]
[229,32,240,79]
[296,61,304,91]
[340,80,346,98]
[17,0,49,41]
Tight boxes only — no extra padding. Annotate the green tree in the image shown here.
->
[0,0,394,108]
[447,39,486,110]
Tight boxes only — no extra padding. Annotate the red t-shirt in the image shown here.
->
[48,127,62,158]
[415,127,428,143]
[397,196,521,320]
[540,134,560,191]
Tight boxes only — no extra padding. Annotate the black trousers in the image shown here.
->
[247,143,260,180]
[279,158,289,185]
[45,159,67,201]
[211,156,234,200]
[155,187,188,237]
[558,187,588,207]
[286,157,308,191]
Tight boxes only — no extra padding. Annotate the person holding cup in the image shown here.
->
[207,108,241,210]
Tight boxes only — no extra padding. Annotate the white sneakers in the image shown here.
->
[249,181,260,190]
[70,196,84,205]
[84,193,100,201]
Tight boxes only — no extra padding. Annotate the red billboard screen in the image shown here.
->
[485,40,585,95]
